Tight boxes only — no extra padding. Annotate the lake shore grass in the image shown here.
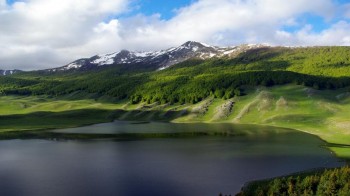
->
[0,84,349,158]
[1,85,349,196]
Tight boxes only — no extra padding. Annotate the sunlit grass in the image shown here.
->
[0,85,349,158]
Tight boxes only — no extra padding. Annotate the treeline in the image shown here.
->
[2,70,349,105]
[130,71,350,104]
[0,77,39,95]
[238,166,350,196]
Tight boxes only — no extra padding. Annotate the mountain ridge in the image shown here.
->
[47,41,268,72]
[2,42,349,74]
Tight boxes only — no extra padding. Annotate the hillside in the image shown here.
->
[0,84,349,157]
[1,45,350,102]
[0,44,350,158]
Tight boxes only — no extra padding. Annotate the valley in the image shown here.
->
[1,42,350,195]
[3,1,350,195]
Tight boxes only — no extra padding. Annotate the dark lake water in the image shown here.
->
[0,122,344,196]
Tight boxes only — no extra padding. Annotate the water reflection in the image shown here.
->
[0,123,344,196]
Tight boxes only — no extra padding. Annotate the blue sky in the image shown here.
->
[132,0,350,32]
[132,0,195,19]
[135,0,349,33]
[1,0,350,70]
[130,0,350,33]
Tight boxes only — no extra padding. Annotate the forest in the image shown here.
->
[1,46,350,104]
[237,166,350,196]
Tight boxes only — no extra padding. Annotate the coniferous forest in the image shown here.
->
[238,166,350,196]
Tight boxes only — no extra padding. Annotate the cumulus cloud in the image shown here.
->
[276,21,350,46]
[114,0,338,48]
[0,0,349,70]
[0,0,129,70]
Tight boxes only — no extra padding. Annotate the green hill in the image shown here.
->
[2,46,350,102]
[0,46,350,157]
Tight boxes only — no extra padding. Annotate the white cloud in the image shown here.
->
[294,21,350,46]
[112,0,339,48]
[0,0,6,9]
[0,0,129,70]
[0,0,349,70]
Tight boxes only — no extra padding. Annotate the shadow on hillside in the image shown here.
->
[0,108,187,129]
[237,47,285,62]
[228,47,297,70]
[318,62,350,69]
[231,70,350,103]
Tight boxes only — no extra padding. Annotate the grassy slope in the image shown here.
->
[3,46,350,105]
[1,46,350,157]
[0,94,121,130]
[0,84,349,158]
[225,85,350,158]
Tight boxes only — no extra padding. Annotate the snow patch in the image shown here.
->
[199,42,211,47]
[223,48,238,55]
[91,53,116,65]
[133,51,154,57]
[158,66,167,71]
[66,63,82,70]
[209,53,216,58]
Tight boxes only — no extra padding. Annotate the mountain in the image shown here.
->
[1,43,350,162]
[0,70,21,76]
[49,41,268,72]
[3,44,349,101]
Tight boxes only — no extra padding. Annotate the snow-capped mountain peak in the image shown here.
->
[179,41,208,51]
[51,41,269,72]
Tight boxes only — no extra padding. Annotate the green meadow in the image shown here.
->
[0,84,349,158]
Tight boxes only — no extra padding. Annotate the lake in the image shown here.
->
[0,122,344,196]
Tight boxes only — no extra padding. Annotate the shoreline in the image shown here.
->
[1,119,349,158]
[1,119,348,195]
